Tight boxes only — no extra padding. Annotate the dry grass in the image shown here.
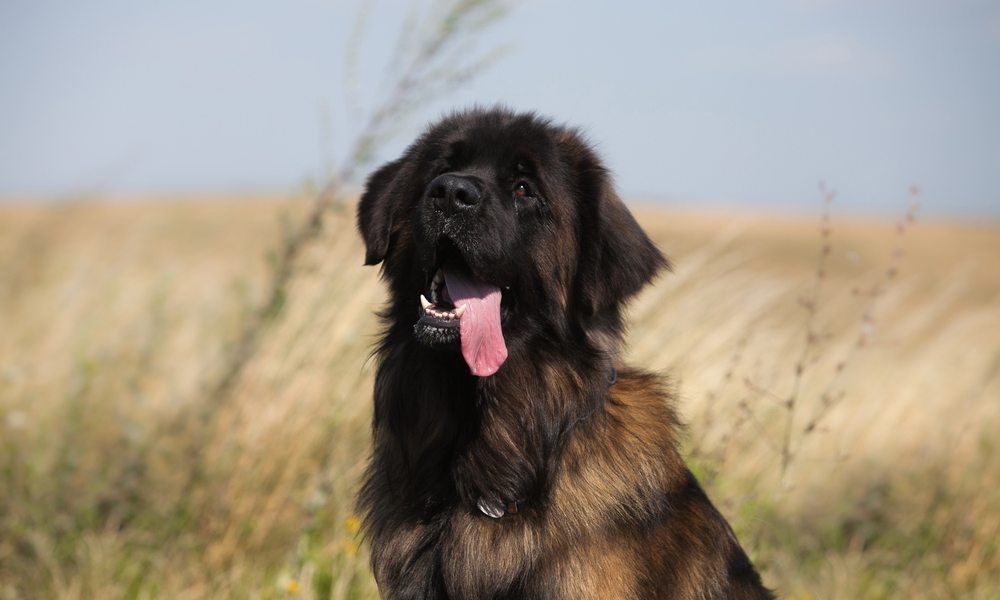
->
[0,194,997,599]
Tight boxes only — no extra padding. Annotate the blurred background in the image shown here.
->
[1,1,998,599]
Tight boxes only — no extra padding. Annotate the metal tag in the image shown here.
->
[477,497,504,519]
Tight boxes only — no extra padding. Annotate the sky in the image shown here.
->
[1,0,998,217]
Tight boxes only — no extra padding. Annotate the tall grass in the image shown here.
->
[1,194,997,599]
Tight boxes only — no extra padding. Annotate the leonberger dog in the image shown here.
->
[356,107,772,599]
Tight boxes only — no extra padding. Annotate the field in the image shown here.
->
[0,194,997,599]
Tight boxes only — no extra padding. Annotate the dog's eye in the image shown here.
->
[514,181,534,199]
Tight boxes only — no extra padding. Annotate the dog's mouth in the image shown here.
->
[414,249,512,377]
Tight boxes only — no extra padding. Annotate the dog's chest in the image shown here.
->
[414,500,639,600]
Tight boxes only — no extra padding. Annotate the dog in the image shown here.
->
[356,107,772,599]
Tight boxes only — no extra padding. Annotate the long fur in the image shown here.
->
[356,107,772,599]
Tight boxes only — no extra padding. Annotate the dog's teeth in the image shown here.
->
[454,304,467,318]
[433,270,444,285]
[420,295,432,310]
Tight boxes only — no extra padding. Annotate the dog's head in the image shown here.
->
[358,108,667,376]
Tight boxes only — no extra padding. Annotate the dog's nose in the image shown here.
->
[427,174,481,212]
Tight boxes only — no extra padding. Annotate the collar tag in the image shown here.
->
[477,497,504,519]
[477,497,520,518]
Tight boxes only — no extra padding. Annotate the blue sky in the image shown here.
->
[1,0,998,217]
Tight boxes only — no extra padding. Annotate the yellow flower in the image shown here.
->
[343,539,359,557]
[344,515,362,535]
[286,579,300,594]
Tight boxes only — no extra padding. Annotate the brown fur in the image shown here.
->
[357,108,772,599]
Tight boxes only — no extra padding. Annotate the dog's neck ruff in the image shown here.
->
[476,367,618,520]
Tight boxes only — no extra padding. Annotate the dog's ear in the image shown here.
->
[574,157,669,318]
[357,158,406,266]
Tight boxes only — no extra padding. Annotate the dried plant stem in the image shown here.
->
[208,0,510,403]
[800,186,920,437]
[693,330,752,457]
[765,185,920,480]
[779,184,835,479]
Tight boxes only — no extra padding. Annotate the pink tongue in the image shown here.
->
[443,268,508,376]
